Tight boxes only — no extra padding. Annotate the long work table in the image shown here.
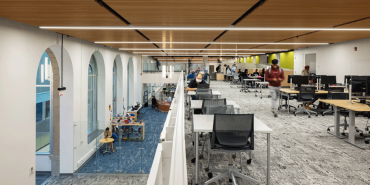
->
[193,114,273,185]
[318,99,370,149]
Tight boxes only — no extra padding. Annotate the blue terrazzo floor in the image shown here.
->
[77,107,167,174]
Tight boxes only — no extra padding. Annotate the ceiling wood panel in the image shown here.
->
[217,30,309,43]
[0,0,125,26]
[139,30,222,42]
[280,31,370,43]
[104,0,257,26]
[236,0,370,28]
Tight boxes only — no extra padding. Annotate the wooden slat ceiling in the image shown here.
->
[1,0,370,56]
[104,0,257,27]
[236,0,370,28]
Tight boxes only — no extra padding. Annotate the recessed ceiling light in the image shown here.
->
[40,26,370,31]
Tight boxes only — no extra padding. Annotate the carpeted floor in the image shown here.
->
[185,80,370,185]
[75,107,167,174]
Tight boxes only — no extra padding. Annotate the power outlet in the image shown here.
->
[29,167,34,176]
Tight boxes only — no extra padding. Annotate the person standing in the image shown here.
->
[151,96,157,110]
[265,59,285,117]
[301,65,310,76]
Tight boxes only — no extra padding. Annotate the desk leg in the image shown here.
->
[287,94,290,114]
[267,133,270,185]
[343,110,364,149]
[195,131,199,184]
[327,106,345,139]
[260,84,263,99]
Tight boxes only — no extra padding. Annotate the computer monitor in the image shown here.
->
[292,76,309,85]
[197,83,209,89]
[288,75,300,83]
[321,76,336,84]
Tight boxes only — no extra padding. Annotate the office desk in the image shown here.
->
[318,99,370,149]
[187,91,222,117]
[216,73,224,81]
[279,88,329,114]
[111,122,145,141]
[242,79,260,93]
[193,115,273,185]
[255,82,269,99]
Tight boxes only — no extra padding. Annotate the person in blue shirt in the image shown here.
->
[167,95,172,103]
[231,64,237,73]
[187,71,196,79]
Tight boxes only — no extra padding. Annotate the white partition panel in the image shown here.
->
[148,72,187,185]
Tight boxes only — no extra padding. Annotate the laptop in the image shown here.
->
[197,84,210,89]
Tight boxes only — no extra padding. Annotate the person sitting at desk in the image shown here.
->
[186,73,206,92]
[104,127,117,153]
[252,69,260,76]
[301,65,310,76]
[151,96,157,110]
[187,71,196,79]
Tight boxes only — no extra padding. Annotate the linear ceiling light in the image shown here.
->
[120,48,285,51]
[40,26,370,31]
[96,41,328,45]
[134,52,264,54]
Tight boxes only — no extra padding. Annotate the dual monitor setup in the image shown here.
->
[288,75,336,90]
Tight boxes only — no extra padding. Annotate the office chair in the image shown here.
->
[205,114,259,185]
[326,93,363,136]
[294,86,318,118]
[201,98,227,114]
[230,73,240,87]
[279,94,297,111]
[200,105,235,160]
[322,87,345,116]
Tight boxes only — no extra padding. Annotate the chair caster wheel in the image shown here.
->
[316,114,318,116]
[208,172,213,179]
[192,142,194,146]
[341,133,346,136]
[232,154,236,159]
[229,179,232,182]
[191,158,196,163]
[365,141,369,144]
[356,130,359,132]
[199,155,204,159]
[308,115,311,118]
[188,118,190,120]
[260,97,262,99]
[205,167,209,172]
[322,113,325,116]
[294,113,296,116]
[360,133,364,136]
[255,95,257,97]
[247,159,252,164]
[327,128,330,131]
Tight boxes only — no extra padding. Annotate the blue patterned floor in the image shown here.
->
[77,107,167,174]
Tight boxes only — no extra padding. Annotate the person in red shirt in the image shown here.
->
[265,59,285,117]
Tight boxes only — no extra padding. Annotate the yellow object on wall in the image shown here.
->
[280,51,294,70]
[241,57,244,63]
[255,56,260,64]
[247,57,253,63]
[267,54,276,64]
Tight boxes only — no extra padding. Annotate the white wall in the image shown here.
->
[294,37,370,83]
[0,17,141,184]
[142,73,181,83]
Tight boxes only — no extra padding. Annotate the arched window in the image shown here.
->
[88,55,98,138]
[112,60,117,116]
[36,51,52,153]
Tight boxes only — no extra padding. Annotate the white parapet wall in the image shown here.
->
[147,72,187,185]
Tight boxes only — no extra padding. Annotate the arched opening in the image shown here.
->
[114,55,123,116]
[112,60,117,116]
[87,51,105,144]
[127,57,134,110]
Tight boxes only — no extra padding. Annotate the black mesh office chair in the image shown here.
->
[322,87,345,116]
[201,99,227,114]
[200,105,235,160]
[294,86,318,118]
[196,94,213,100]
[205,114,259,185]
[326,93,363,136]
[279,95,297,111]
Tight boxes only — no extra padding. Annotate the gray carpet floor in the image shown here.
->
[45,80,370,185]
[185,81,370,185]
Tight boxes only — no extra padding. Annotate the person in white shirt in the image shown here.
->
[151,91,155,97]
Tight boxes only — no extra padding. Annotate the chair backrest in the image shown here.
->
[196,88,212,94]
[331,92,349,100]
[327,87,345,99]
[202,98,227,113]
[211,114,254,149]
[298,86,316,100]
[204,105,235,115]
[196,94,213,100]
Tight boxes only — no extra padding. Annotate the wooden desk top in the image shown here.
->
[280,88,328,94]
[111,122,145,126]
[318,99,370,112]
[99,138,114,143]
